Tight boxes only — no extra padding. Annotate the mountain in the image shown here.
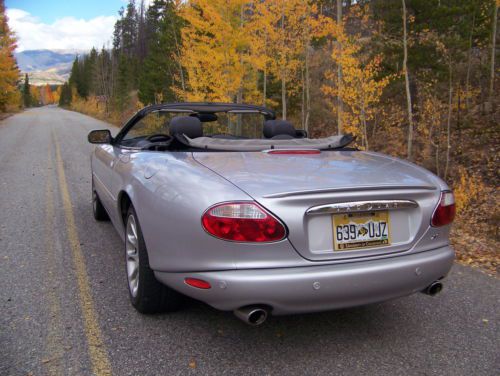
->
[14,49,84,85]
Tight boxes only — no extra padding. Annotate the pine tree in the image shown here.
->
[115,54,130,111]
[82,48,98,97]
[94,47,114,112]
[59,82,72,106]
[138,0,182,104]
[69,56,85,97]
[23,73,31,107]
[0,0,20,111]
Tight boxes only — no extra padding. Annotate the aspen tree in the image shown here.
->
[402,0,414,161]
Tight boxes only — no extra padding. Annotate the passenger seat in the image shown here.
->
[169,116,203,138]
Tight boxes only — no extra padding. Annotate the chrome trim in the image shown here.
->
[306,200,418,215]
[261,148,320,154]
[264,185,436,198]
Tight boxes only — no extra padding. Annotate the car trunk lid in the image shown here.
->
[193,150,441,261]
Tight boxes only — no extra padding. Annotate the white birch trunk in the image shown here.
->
[444,62,453,180]
[337,0,343,135]
[402,0,414,161]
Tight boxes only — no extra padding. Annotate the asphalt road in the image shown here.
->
[0,106,498,376]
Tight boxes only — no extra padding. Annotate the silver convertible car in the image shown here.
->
[88,102,455,325]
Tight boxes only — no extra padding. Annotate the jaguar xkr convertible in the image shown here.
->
[88,103,455,326]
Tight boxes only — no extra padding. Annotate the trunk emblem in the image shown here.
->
[307,200,418,215]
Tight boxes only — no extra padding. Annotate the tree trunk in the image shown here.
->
[444,62,453,180]
[465,12,475,112]
[304,3,311,133]
[305,42,311,134]
[282,74,287,120]
[168,13,185,93]
[281,12,286,120]
[361,101,369,150]
[337,0,343,135]
[263,33,268,107]
[402,0,414,161]
[301,68,305,129]
[263,66,267,107]
[429,112,440,177]
[489,1,498,106]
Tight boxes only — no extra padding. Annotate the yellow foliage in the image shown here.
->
[178,0,256,102]
[453,167,485,215]
[322,24,391,147]
[70,94,137,126]
[179,0,332,110]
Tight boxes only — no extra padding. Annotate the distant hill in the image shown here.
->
[15,49,84,86]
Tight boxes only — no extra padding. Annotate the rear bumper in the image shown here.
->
[154,246,454,315]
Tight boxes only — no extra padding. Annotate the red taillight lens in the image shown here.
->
[431,191,456,227]
[185,278,211,289]
[201,202,286,242]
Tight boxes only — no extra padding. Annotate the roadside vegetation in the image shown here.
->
[0,1,60,115]
[60,0,498,275]
[0,0,21,116]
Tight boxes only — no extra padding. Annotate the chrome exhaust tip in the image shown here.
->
[422,281,443,296]
[234,306,269,326]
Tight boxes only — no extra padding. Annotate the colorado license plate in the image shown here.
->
[332,211,391,251]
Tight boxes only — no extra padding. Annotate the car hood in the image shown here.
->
[192,150,440,199]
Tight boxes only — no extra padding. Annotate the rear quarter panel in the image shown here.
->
[115,151,306,272]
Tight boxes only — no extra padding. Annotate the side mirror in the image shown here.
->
[88,129,113,144]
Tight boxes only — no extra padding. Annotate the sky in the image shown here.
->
[5,0,152,51]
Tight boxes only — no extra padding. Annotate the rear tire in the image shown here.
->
[92,179,109,221]
[125,205,182,314]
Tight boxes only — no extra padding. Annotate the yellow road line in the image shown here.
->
[53,133,112,376]
[43,147,64,376]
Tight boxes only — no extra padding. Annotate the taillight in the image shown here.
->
[201,202,286,242]
[431,191,456,227]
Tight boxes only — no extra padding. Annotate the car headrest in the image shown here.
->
[263,120,296,139]
[169,116,203,139]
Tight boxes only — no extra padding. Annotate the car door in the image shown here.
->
[93,143,121,222]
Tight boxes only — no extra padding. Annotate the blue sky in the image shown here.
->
[6,0,125,23]
[5,1,147,51]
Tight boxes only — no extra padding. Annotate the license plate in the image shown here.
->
[332,211,391,251]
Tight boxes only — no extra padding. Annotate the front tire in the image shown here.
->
[125,205,182,313]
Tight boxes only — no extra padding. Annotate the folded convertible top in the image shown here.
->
[182,134,354,151]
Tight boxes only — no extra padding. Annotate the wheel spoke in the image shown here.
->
[127,261,138,279]
[130,220,138,239]
[126,213,140,298]
[127,232,137,248]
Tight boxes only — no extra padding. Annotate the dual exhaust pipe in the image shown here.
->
[234,281,444,325]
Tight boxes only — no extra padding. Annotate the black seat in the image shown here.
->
[263,120,299,139]
[169,116,203,138]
